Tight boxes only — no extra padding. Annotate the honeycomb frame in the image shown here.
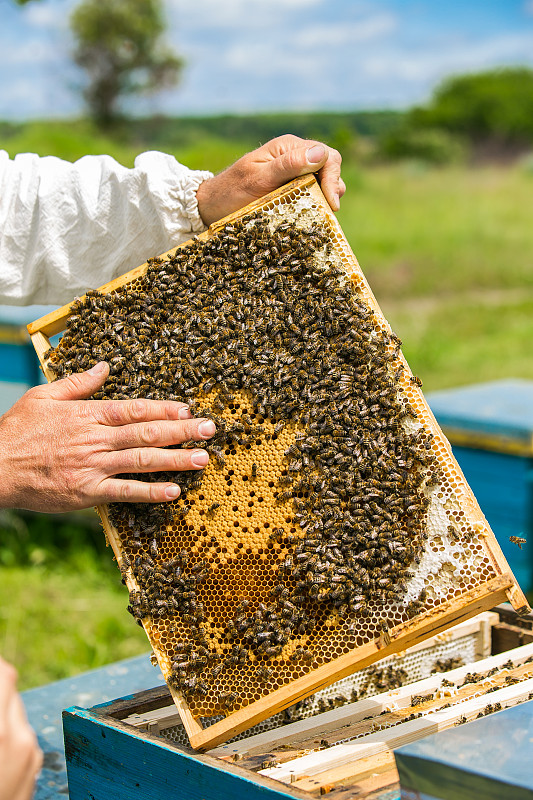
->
[29,175,529,751]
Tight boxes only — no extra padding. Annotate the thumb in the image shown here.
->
[268,142,328,185]
[38,362,109,401]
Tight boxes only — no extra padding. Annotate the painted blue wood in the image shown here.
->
[427,380,533,447]
[63,706,299,800]
[395,700,533,800]
[427,381,533,591]
[451,446,533,590]
[22,652,163,800]
[0,340,41,384]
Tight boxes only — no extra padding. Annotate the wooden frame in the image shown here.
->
[257,642,533,784]
[31,175,530,751]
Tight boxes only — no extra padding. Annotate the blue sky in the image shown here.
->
[1,0,533,119]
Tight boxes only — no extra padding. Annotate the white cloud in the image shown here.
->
[225,41,321,78]
[295,13,397,48]
[0,38,58,68]
[361,31,533,84]
[167,0,324,30]
[24,3,68,30]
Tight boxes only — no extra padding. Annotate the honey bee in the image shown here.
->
[255,666,274,682]
[510,535,527,549]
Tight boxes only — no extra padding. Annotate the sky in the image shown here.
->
[1,0,533,119]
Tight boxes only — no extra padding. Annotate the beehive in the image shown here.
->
[29,175,528,750]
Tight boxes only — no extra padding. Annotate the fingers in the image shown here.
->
[105,444,210,475]
[92,397,192,426]
[31,361,110,401]
[0,658,17,718]
[107,417,216,451]
[6,702,42,800]
[100,478,184,504]
[261,137,328,186]
[0,660,42,800]
[316,147,343,212]
[260,135,343,212]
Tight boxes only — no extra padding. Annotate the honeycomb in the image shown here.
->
[34,176,526,745]
[159,628,478,747]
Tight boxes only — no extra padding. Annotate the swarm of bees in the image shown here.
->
[46,210,438,711]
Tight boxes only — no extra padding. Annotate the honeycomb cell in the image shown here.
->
[41,183,505,725]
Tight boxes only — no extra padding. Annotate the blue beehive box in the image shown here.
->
[395,699,533,800]
[427,380,533,592]
[0,304,52,413]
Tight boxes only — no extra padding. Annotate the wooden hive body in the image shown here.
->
[29,175,529,750]
[63,612,533,800]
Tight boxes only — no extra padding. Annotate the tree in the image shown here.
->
[409,68,533,149]
[70,0,183,127]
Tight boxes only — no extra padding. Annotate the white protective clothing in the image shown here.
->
[0,150,212,305]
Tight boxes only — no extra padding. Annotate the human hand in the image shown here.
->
[196,134,345,225]
[0,658,42,800]
[0,362,216,512]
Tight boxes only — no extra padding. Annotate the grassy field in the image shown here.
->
[1,122,532,690]
[337,163,533,389]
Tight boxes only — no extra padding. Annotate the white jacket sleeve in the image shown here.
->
[0,150,213,306]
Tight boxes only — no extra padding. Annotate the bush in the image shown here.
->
[378,127,466,165]
[410,68,533,149]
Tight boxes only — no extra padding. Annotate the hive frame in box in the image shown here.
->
[29,175,529,751]
[121,612,496,741]
[62,630,533,800]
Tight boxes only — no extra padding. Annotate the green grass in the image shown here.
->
[0,559,148,691]
[338,163,533,297]
[1,120,532,689]
[0,512,149,690]
[336,162,533,390]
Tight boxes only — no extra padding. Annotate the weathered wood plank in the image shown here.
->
[63,706,309,800]
[292,751,396,794]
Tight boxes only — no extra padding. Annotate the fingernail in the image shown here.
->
[198,419,216,438]
[165,484,180,499]
[332,192,340,211]
[88,361,107,375]
[191,449,209,467]
[178,406,192,419]
[307,144,326,164]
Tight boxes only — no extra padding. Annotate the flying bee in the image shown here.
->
[510,535,527,550]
